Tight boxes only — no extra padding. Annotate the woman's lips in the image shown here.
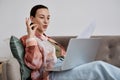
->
[43,25,48,29]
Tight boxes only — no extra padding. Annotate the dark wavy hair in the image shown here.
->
[30,4,48,17]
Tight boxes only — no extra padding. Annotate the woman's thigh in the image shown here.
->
[49,61,120,80]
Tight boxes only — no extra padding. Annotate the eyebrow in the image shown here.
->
[38,14,50,17]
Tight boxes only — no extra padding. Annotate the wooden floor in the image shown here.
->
[0,63,2,73]
[0,63,2,80]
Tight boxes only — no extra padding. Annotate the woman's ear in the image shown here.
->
[30,16,34,22]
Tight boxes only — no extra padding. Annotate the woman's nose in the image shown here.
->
[44,18,48,24]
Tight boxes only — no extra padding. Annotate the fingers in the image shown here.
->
[32,24,38,31]
[25,17,31,28]
[25,17,38,31]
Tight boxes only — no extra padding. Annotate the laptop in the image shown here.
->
[46,38,102,71]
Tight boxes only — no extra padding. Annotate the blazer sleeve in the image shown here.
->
[20,36,43,70]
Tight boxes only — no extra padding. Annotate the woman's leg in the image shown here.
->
[49,61,120,80]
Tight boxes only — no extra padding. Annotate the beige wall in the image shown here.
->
[0,0,120,57]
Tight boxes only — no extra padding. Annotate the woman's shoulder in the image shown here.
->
[20,35,28,46]
[20,35,28,41]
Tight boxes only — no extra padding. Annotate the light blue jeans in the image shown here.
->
[49,61,120,80]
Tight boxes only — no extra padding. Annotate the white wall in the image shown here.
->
[0,0,120,58]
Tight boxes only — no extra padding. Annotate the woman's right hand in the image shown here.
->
[25,18,38,38]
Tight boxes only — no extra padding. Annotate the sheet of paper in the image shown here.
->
[76,21,96,39]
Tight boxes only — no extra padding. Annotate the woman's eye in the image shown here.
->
[39,17,44,19]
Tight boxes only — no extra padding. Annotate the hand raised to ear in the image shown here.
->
[25,17,38,38]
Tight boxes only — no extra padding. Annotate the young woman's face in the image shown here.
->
[31,8,50,34]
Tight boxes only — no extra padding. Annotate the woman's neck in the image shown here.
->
[35,31,47,40]
[35,30,44,36]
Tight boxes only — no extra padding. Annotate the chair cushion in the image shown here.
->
[3,58,21,80]
[9,36,31,80]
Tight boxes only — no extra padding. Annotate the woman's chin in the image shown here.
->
[43,29,47,32]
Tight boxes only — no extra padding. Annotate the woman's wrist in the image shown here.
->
[28,34,35,38]
[26,37,37,47]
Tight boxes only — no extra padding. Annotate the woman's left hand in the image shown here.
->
[25,17,38,38]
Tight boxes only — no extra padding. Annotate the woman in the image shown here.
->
[20,4,120,80]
